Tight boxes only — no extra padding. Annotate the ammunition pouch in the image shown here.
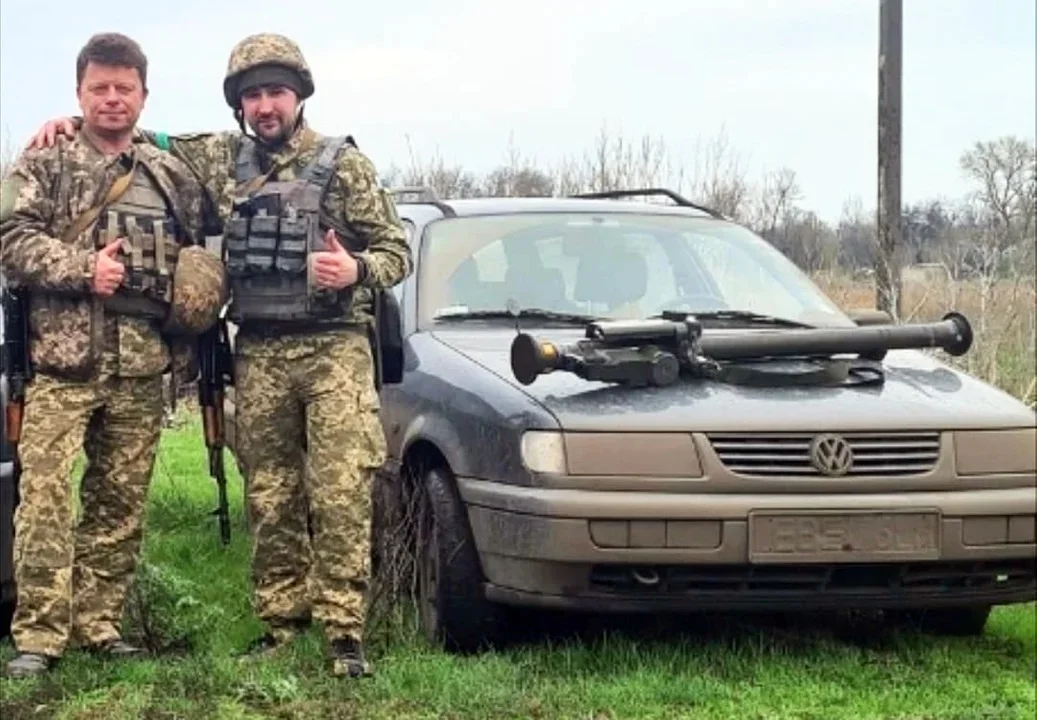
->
[96,208,181,320]
[94,162,185,321]
[224,134,358,325]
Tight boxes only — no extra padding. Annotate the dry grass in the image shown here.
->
[815,273,1037,406]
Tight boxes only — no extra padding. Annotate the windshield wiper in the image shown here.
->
[653,310,815,329]
[433,308,600,325]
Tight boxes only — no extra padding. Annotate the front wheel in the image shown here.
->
[416,465,502,653]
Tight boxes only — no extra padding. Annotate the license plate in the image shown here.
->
[748,510,941,563]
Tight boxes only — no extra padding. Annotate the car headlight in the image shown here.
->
[519,431,704,477]
[954,428,1037,476]
[520,431,567,474]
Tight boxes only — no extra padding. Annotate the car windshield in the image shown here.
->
[416,212,855,329]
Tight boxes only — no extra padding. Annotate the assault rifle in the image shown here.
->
[510,310,974,388]
[197,316,234,545]
[2,284,33,452]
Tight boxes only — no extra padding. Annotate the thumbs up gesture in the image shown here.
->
[311,228,358,290]
[93,237,125,297]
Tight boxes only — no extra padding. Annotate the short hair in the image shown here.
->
[76,32,148,89]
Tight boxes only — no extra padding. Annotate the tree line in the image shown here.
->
[2,125,1033,309]
[380,129,1036,311]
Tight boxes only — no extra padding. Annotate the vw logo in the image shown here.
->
[810,433,854,476]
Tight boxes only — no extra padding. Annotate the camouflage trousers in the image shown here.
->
[11,368,164,658]
[233,328,387,644]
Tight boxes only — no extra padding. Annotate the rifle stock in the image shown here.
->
[197,318,233,546]
[2,285,33,449]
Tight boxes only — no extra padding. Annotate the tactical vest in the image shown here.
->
[94,166,181,320]
[223,134,354,325]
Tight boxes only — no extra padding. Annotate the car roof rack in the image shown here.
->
[569,188,724,219]
[388,185,456,217]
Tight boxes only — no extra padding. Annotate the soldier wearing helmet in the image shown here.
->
[29,32,413,678]
[222,33,314,145]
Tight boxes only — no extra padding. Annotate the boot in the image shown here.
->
[330,638,372,678]
[240,618,310,660]
[5,653,54,678]
[240,632,285,660]
[86,639,145,658]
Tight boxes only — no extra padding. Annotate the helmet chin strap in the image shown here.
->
[234,102,306,150]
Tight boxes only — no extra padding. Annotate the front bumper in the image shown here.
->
[458,479,1037,612]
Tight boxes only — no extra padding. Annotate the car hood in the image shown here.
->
[431,327,1037,432]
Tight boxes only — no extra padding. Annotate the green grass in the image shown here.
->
[1,416,1034,720]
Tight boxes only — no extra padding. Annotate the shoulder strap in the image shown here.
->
[299,135,352,191]
[234,135,262,183]
[61,157,138,244]
[234,135,278,196]
[714,358,885,388]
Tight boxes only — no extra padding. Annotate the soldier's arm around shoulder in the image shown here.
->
[335,146,414,290]
[135,127,237,190]
[0,142,94,293]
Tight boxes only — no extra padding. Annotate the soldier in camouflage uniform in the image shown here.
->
[26,33,413,677]
[178,34,411,678]
[0,33,215,678]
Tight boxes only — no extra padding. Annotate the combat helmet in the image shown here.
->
[162,245,228,336]
[222,33,314,108]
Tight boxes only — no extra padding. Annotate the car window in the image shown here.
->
[685,231,812,319]
[446,231,680,318]
[420,212,852,327]
[470,241,507,282]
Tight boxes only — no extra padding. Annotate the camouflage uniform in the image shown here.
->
[137,34,412,674]
[0,133,205,662]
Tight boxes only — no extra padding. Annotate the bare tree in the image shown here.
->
[553,125,674,195]
[684,128,751,220]
[380,135,483,199]
[748,166,802,237]
[481,134,555,197]
[954,137,1037,338]
[960,136,1037,246]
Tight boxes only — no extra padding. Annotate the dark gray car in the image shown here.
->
[356,188,1035,652]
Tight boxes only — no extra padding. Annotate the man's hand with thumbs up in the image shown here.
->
[311,228,360,290]
[93,237,125,297]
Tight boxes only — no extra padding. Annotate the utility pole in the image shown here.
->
[877,0,903,319]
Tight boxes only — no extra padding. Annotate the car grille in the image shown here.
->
[707,431,941,477]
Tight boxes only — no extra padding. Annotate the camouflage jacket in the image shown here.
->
[0,132,205,381]
[137,123,414,359]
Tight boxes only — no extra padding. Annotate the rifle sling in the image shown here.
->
[61,157,139,244]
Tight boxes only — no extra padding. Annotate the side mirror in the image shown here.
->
[374,290,404,387]
[848,309,894,327]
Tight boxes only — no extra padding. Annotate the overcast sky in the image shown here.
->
[1,0,1033,222]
